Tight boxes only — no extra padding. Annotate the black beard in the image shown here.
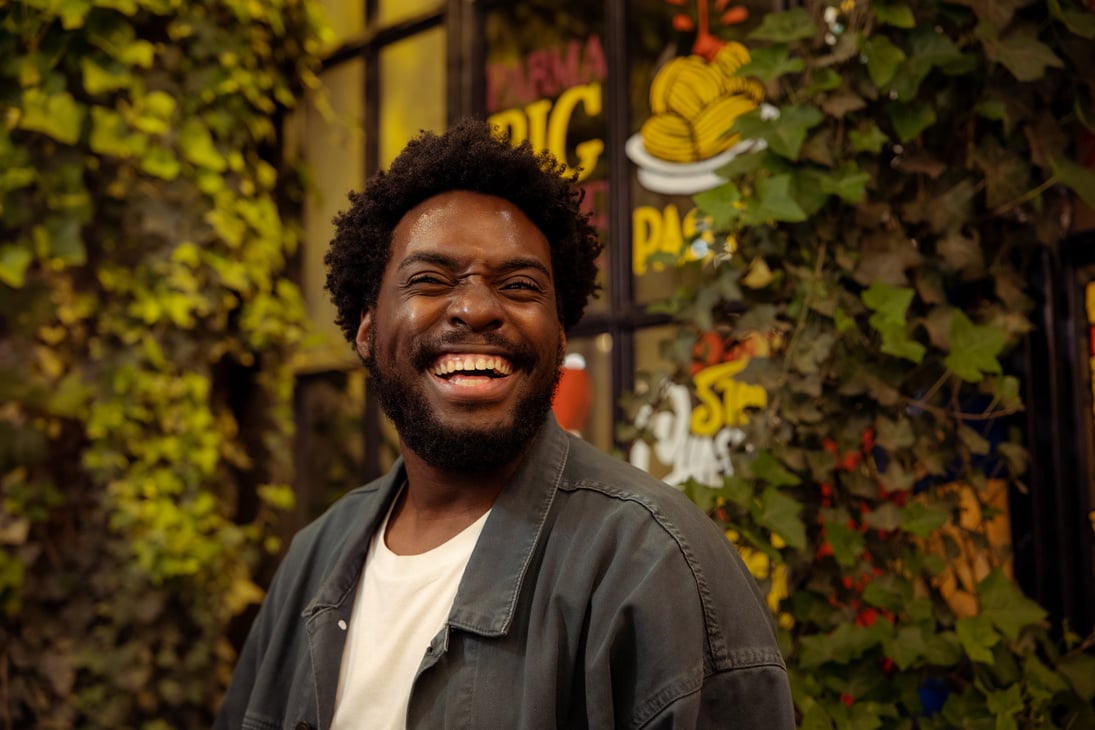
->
[366,329,564,474]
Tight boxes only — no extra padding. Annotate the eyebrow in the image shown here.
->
[397,251,552,279]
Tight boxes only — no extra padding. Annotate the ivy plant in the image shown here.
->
[0,0,327,725]
[626,1,1095,727]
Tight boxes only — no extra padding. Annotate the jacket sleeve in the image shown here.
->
[580,487,796,730]
[638,665,796,729]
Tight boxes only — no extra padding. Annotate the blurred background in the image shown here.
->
[2,0,1094,726]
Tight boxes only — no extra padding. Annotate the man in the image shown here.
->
[216,119,794,729]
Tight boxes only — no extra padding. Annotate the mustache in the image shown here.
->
[410,330,539,373]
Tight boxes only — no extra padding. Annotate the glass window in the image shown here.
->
[376,0,443,27]
[626,0,774,305]
[484,1,610,312]
[296,58,366,370]
[553,334,614,452]
[378,26,447,169]
[312,0,366,53]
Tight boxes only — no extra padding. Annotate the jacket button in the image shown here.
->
[295,723,312,730]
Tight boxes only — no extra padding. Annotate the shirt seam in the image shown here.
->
[631,663,787,729]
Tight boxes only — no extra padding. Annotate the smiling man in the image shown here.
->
[215,119,794,730]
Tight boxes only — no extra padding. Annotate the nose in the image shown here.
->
[448,278,503,331]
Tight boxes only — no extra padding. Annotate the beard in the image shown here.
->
[365,328,564,474]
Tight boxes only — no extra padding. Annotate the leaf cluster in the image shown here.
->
[0,0,327,725]
[629,1,1095,727]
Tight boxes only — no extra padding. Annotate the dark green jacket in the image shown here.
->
[215,416,794,730]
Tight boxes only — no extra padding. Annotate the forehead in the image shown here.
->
[388,190,552,273]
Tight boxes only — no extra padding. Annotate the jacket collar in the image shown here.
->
[447,413,570,637]
[303,413,569,627]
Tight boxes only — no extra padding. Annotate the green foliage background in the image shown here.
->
[626,0,1095,727]
[0,0,326,725]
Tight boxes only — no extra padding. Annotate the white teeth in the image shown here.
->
[430,354,513,376]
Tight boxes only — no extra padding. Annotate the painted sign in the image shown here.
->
[629,337,767,486]
[487,34,609,231]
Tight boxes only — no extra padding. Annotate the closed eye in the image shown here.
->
[406,273,450,288]
[502,278,542,292]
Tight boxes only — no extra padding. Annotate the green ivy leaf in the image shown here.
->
[800,623,884,667]
[738,44,805,84]
[0,245,33,288]
[694,182,742,230]
[721,474,754,509]
[955,614,1001,663]
[975,98,1009,128]
[41,217,86,265]
[861,35,907,88]
[747,174,808,223]
[990,31,1064,82]
[874,2,916,28]
[749,8,817,42]
[751,450,802,487]
[179,120,227,171]
[1051,0,1095,38]
[257,483,296,511]
[945,310,1005,382]
[1023,654,1070,705]
[849,122,889,153]
[957,424,991,455]
[863,502,903,531]
[90,106,146,158]
[819,163,870,203]
[862,283,926,363]
[825,520,865,567]
[887,100,937,143]
[900,501,950,538]
[886,625,926,669]
[81,57,133,94]
[1058,652,1095,701]
[983,683,1023,730]
[733,105,824,160]
[141,146,180,180]
[862,574,912,612]
[800,704,833,730]
[19,88,86,145]
[752,486,806,549]
[1050,156,1095,208]
[977,569,1046,640]
[924,631,964,666]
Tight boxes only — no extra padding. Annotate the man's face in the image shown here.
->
[356,190,566,473]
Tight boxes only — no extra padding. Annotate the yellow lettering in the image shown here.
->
[488,84,605,184]
[632,206,662,275]
[525,98,552,153]
[690,360,767,436]
[660,204,683,259]
[487,108,528,143]
[547,83,604,182]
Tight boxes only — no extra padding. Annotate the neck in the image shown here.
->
[383,444,522,555]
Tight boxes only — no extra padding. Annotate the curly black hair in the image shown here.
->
[324,117,604,344]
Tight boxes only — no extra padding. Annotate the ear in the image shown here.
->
[355,310,373,361]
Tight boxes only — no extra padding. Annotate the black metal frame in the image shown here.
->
[1020,234,1095,635]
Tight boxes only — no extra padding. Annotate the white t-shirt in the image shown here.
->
[329,502,490,730]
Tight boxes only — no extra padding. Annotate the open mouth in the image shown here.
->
[428,353,514,380]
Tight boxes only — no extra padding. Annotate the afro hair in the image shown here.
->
[324,117,604,344]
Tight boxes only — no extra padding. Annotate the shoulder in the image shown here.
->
[552,433,782,671]
[264,477,388,605]
[557,432,719,545]
[283,482,382,563]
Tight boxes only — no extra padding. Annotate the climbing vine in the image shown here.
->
[0,0,327,725]
[625,0,1095,727]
